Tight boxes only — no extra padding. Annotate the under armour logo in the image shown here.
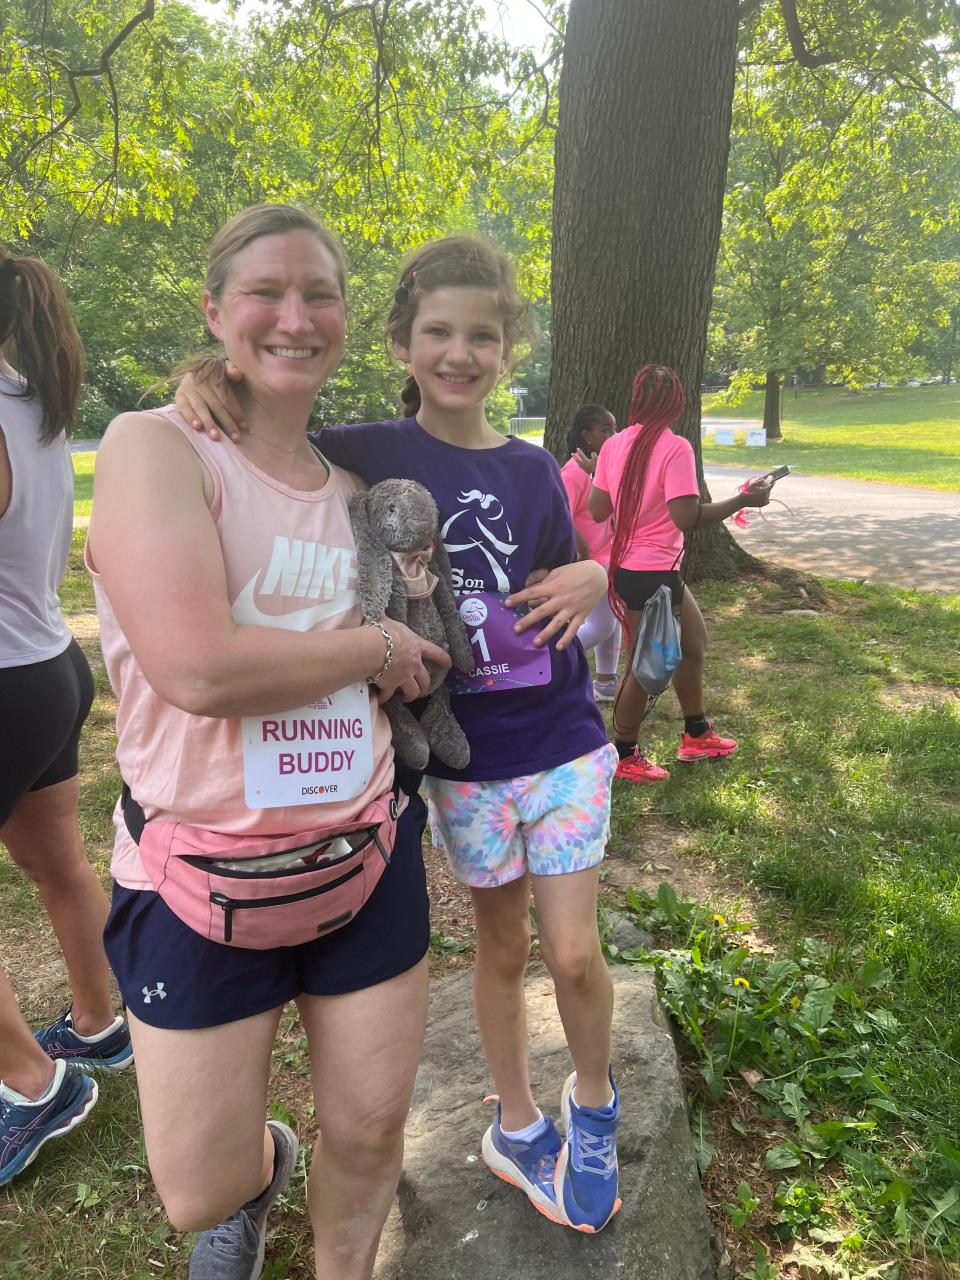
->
[142,983,167,1004]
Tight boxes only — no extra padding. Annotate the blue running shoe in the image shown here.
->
[481,1105,565,1224]
[555,1071,622,1233]
[0,1060,98,1187]
[35,1008,133,1071]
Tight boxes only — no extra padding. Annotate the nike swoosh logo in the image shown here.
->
[232,573,357,632]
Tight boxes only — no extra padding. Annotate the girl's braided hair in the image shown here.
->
[606,364,686,630]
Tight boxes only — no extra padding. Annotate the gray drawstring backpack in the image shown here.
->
[630,583,682,695]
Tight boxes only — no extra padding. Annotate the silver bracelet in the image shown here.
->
[363,618,394,685]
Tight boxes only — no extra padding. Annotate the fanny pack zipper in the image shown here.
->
[210,863,364,943]
[180,826,387,880]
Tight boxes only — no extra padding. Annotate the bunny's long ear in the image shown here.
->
[349,492,394,619]
[430,539,475,674]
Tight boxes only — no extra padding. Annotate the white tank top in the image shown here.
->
[0,372,74,668]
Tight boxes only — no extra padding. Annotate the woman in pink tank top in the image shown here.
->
[89,205,451,1279]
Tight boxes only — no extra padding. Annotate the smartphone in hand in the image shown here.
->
[761,465,791,484]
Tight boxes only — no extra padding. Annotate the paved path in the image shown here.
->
[704,463,960,594]
[701,415,763,432]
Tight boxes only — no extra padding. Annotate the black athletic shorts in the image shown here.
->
[104,792,431,1029]
[612,568,684,613]
[0,639,95,826]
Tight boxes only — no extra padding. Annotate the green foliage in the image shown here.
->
[611,886,960,1263]
[428,929,470,955]
[597,570,960,1269]
[712,55,960,394]
[2,0,556,425]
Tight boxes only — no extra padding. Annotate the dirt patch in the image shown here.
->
[69,610,101,643]
[422,839,476,975]
[3,920,72,1021]
[601,819,768,930]
[878,682,959,710]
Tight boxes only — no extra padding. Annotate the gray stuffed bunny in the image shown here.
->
[349,479,475,771]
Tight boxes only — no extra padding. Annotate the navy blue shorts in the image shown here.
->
[0,640,95,826]
[103,793,430,1029]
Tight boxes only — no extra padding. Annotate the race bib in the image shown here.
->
[242,682,374,808]
[449,591,552,695]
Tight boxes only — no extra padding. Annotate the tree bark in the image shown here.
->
[763,370,783,439]
[547,0,752,580]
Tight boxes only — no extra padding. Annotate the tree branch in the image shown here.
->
[5,1,156,181]
[778,0,839,68]
[889,67,960,119]
[520,0,563,40]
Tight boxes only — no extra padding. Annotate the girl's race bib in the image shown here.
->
[242,682,374,808]
[449,592,552,695]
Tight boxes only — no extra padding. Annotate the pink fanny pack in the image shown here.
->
[121,783,401,950]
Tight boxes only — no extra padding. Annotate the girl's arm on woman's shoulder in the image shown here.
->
[90,414,446,716]
[172,361,388,483]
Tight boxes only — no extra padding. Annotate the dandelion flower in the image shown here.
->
[733,977,750,989]
[790,996,801,1009]
[712,914,726,926]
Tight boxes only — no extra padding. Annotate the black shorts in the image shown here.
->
[103,792,431,1029]
[0,639,95,826]
[612,569,684,614]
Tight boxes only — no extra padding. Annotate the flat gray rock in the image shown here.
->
[375,965,715,1280]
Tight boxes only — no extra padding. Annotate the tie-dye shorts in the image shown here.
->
[423,743,618,888]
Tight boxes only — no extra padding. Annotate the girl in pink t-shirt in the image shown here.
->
[559,405,622,701]
[591,364,771,784]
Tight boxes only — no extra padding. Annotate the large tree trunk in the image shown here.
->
[763,370,783,439]
[547,0,757,580]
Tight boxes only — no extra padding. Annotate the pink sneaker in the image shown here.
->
[613,748,669,784]
[676,726,738,762]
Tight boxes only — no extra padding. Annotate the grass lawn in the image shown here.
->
[701,384,960,493]
[1,533,958,1277]
[72,451,95,516]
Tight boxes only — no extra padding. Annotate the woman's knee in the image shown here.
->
[157,1168,263,1233]
[7,837,88,889]
[319,1093,410,1170]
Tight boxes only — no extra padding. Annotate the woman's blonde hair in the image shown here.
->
[205,203,347,302]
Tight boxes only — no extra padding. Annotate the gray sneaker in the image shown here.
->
[189,1120,299,1279]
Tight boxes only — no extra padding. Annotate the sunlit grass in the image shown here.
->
[72,451,95,516]
[615,576,960,1167]
[701,384,960,491]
